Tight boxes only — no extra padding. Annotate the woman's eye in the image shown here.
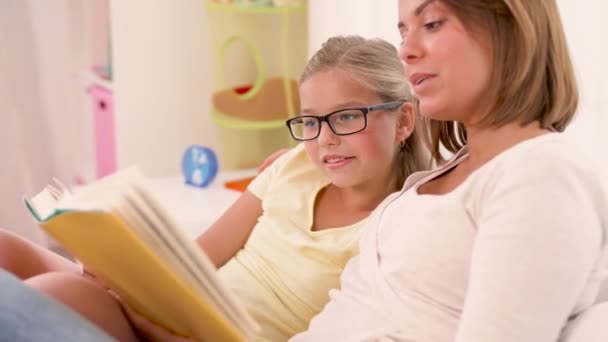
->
[424,20,444,30]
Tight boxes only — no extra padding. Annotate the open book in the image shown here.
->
[24,167,258,341]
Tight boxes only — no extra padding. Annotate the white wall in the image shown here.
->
[111,0,218,178]
[308,0,399,55]
[556,1,608,174]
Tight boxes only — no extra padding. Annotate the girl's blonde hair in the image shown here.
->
[301,35,429,189]
[425,0,578,162]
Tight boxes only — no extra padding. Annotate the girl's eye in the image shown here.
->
[303,119,318,127]
[340,114,355,121]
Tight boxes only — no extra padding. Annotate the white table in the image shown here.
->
[148,169,256,238]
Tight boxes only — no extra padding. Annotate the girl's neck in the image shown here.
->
[329,176,397,213]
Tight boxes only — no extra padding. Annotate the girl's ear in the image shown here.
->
[396,102,415,143]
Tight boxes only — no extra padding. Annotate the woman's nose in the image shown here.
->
[399,32,423,64]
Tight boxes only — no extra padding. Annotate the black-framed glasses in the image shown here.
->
[285,100,405,141]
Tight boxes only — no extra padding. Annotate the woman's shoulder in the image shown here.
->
[490,133,598,177]
[472,133,606,201]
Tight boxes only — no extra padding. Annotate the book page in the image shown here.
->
[123,181,258,333]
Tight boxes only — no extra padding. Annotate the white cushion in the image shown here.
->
[560,302,608,342]
[597,280,608,303]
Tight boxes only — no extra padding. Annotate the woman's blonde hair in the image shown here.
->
[425,0,578,162]
[301,35,429,189]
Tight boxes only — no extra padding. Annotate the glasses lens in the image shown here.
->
[329,109,366,135]
[289,116,320,140]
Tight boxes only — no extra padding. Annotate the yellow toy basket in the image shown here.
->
[211,109,294,170]
[206,1,307,169]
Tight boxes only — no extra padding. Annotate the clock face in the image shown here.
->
[182,145,218,188]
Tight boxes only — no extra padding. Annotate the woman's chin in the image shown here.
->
[418,102,452,122]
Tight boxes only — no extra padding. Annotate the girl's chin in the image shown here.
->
[325,174,358,189]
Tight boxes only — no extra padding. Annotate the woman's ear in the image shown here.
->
[396,102,415,143]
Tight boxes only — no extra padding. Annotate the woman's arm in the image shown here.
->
[455,154,605,342]
[195,190,263,269]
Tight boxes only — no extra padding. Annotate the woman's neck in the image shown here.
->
[463,121,549,169]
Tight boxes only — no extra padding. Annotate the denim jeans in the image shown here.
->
[0,270,114,342]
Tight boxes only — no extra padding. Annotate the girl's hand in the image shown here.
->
[80,265,111,290]
[81,265,98,280]
[117,295,201,342]
[257,148,290,174]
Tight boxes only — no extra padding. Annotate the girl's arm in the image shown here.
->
[195,190,263,269]
[120,296,201,342]
[455,153,605,342]
[196,145,295,269]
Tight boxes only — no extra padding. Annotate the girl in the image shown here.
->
[291,1,608,341]
[0,35,428,341]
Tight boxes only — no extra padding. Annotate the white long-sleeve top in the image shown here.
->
[291,133,608,342]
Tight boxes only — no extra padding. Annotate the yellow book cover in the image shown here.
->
[24,168,258,341]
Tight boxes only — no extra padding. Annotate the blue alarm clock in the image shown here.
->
[181,145,218,188]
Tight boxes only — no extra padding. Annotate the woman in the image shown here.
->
[291,1,608,341]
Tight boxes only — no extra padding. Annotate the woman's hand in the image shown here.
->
[117,295,201,342]
[256,148,290,174]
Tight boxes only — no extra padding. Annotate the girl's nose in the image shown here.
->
[317,122,339,147]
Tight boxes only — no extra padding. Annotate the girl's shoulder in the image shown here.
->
[253,143,329,196]
[268,143,327,181]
